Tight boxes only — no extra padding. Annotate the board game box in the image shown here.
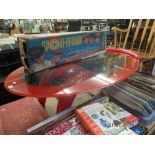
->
[18,31,106,72]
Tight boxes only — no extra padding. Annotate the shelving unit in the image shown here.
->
[0,43,22,82]
[0,43,23,105]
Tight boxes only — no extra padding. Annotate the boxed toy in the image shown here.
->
[18,31,106,72]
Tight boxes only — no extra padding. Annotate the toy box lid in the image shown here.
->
[18,31,90,40]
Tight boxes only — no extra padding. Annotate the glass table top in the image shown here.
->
[4,48,140,98]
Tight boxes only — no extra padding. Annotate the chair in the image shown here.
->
[0,97,48,135]
[112,19,155,60]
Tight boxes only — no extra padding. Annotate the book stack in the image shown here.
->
[99,98,139,128]
[127,72,155,95]
[27,107,77,135]
[45,116,88,135]
[104,78,155,126]
[28,96,139,135]
[75,102,136,135]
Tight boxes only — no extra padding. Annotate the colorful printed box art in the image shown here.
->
[95,96,139,128]
[19,31,106,72]
[76,103,131,135]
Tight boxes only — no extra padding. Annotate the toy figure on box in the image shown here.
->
[90,34,95,43]
[83,33,89,44]
[95,32,101,43]
[28,46,55,72]
[51,52,64,65]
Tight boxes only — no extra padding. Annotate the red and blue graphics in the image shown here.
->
[26,31,106,72]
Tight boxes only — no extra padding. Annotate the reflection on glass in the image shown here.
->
[24,52,133,87]
[95,74,115,83]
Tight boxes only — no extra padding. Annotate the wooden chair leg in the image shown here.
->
[139,61,143,72]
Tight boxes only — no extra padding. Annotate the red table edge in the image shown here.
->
[4,48,141,98]
[106,47,141,60]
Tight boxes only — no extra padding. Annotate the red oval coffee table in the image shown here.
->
[4,48,141,113]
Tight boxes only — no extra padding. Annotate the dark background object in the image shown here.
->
[0,43,22,82]
[0,82,23,105]
[68,20,81,32]
[0,43,23,105]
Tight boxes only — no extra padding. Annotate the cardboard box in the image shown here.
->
[18,31,106,72]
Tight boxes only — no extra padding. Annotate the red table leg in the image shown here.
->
[38,94,76,114]
[56,94,77,113]
[39,98,46,107]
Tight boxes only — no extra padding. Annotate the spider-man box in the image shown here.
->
[18,31,106,72]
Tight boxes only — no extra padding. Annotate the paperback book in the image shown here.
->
[95,96,139,128]
[76,103,126,135]
[130,125,147,135]
[117,127,137,135]
[45,116,88,135]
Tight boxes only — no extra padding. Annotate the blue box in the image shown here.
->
[19,31,106,72]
